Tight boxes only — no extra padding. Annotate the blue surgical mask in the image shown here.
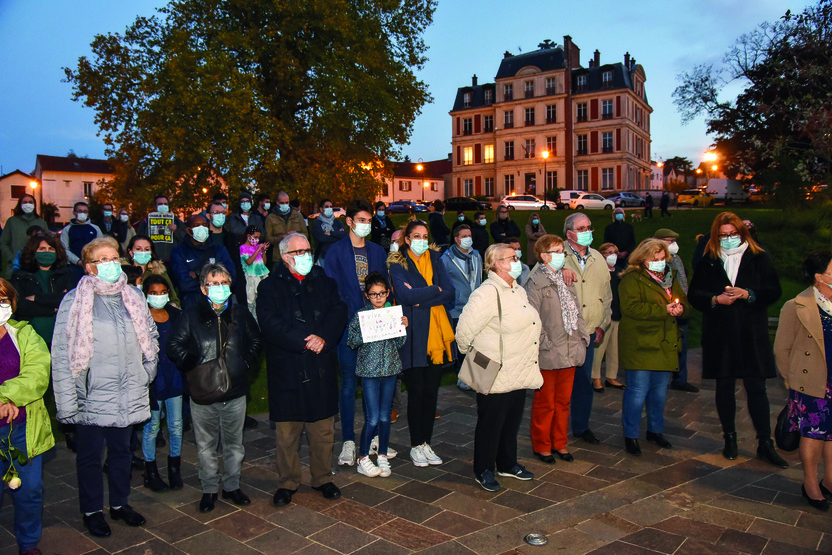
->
[532,218,539,225]
[207,284,232,304]
[133,251,152,266]
[191,225,210,243]
[353,222,371,238]
[648,260,666,273]
[548,253,565,271]
[221,202,227,209]
[377,210,385,218]
[460,237,473,250]
[240,201,251,212]
[721,236,742,250]
[458,216,465,222]
[410,239,429,255]
[508,260,523,279]
[279,204,290,214]
[323,207,333,218]
[615,213,624,221]
[211,214,226,227]
[479,218,487,226]
[156,204,170,213]
[103,210,113,218]
[576,230,593,247]
[293,253,314,276]
[147,294,169,309]
[96,261,122,283]
[263,202,271,211]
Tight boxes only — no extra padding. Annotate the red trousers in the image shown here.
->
[530,367,576,453]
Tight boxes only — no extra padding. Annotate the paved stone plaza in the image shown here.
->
[1,348,830,554]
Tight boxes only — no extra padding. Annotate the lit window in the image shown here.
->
[463,146,473,166]
[484,144,494,164]
[524,139,535,159]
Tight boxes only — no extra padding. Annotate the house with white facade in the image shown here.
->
[33,155,114,226]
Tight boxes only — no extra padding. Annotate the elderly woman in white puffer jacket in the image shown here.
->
[456,243,542,493]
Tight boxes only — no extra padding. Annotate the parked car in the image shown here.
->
[388,200,429,214]
[308,207,346,219]
[607,192,645,207]
[569,193,615,210]
[556,190,582,210]
[444,196,492,211]
[500,194,551,210]
[677,189,715,207]
[706,178,749,203]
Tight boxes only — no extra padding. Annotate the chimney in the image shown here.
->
[472,74,478,86]
[594,49,600,67]
[624,52,630,68]
[504,51,513,59]
[631,57,636,69]
[588,59,594,68]
[563,35,580,70]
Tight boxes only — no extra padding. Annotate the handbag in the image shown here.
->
[774,402,800,452]
[458,283,503,394]
[186,324,232,405]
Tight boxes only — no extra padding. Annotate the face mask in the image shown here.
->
[103,210,113,218]
[96,261,122,283]
[515,249,523,261]
[576,230,593,247]
[0,305,11,327]
[548,253,565,271]
[35,251,57,267]
[249,237,259,246]
[721,235,742,250]
[293,253,314,276]
[207,284,232,304]
[389,242,399,253]
[156,204,170,213]
[278,204,290,214]
[459,237,473,251]
[221,202,227,209]
[21,203,35,214]
[133,251,152,266]
[410,239,429,255]
[508,260,523,279]
[458,216,465,222]
[323,207,333,218]
[353,222,371,238]
[119,214,129,222]
[240,201,251,212]
[263,202,271,211]
[147,294,169,309]
[191,225,210,243]
[532,218,539,225]
[211,214,226,227]
[647,260,666,273]
[668,242,679,255]
[605,253,618,267]
[615,213,624,221]
[377,210,385,218]
[479,218,487,226]
[76,213,89,222]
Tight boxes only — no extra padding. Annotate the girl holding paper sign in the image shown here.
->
[347,272,407,478]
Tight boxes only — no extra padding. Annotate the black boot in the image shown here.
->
[143,460,170,492]
[168,455,183,490]
[723,432,738,460]
[757,438,788,469]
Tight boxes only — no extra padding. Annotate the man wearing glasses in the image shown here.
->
[257,233,347,506]
[563,213,612,445]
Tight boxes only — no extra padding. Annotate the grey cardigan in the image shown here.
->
[52,288,158,427]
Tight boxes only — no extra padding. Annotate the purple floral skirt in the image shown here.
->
[789,383,832,441]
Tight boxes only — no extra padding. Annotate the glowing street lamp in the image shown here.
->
[422,181,430,202]
[541,150,550,208]
[703,151,717,162]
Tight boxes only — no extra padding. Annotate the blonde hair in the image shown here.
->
[623,239,670,276]
[484,243,513,270]
[81,236,120,265]
[534,234,565,262]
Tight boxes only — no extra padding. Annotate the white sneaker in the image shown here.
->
[421,443,443,465]
[377,455,392,477]
[370,436,398,459]
[410,445,429,467]
[338,440,356,466]
[357,456,382,477]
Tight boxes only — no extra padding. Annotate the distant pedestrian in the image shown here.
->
[660,191,671,218]
[644,193,653,219]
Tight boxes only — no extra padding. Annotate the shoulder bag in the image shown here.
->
[458,283,503,394]
[187,322,232,405]
[774,403,800,452]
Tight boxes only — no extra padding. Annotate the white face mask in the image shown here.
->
[668,242,679,255]
[0,305,11,327]
[389,242,399,253]
[352,222,371,238]
[605,253,618,267]
[459,237,473,251]
[76,212,89,222]
[21,203,35,214]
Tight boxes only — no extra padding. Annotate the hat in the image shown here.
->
[239,191,253,201]
[613,207,625,215]
[653,228,679,239]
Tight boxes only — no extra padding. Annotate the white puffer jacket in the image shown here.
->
[456,272,543,394]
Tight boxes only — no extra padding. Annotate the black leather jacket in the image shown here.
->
[166,297,263,402]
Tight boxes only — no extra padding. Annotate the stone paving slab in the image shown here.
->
[2,348,830,554]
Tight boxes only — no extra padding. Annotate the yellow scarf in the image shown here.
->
[409,249,455,364]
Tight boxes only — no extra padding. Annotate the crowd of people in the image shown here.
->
[0,190,831,554]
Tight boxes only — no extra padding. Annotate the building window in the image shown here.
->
[463,118,473,135]
[484,177,494,197]
[602,132,613,153]
[504,174,515,195]
[463,146,473,166]
[11,185,26,199]
[484,144,494,164]
[577,135,587,156]
[546,136,556,156]
[524,107,535,127]
[577,74,587,92]
[577,170,589,191]
[504,110,514,129]
[83,182,93,198]
[399,180,411,191]
[484,89,493,105]
[602,70,613,88]
[464,179,473,196]
[524,139,535,159]
[64,180,71,188]
[602,168,614,190]
[503,83,513,101]
[524,81,534,98]
[546,171,557,189]
[463,92,472,107]
[546,104,557,124]
[382,182,389,196]
[602,99,613,119]
[431,182,439,192]
[545,77,557,95]
[484,115,494,132]
[504,141,515,161]
[577,103,588,122]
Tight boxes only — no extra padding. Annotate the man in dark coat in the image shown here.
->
[603,207,636,269]
[428,200,451,251]
[470,211,490,261]
[170,215,237,309]
[659,191,671,218]
[370,201,396,250]
[644,192,654,219]
[257,232,348,507]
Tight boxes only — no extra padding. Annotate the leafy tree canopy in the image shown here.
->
[673,0,832,202]
[65,0,436,213]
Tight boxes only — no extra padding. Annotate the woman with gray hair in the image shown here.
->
[52,236,159,538]
[167,262,263,513]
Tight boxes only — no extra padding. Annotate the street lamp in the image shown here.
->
[541,150,550,208]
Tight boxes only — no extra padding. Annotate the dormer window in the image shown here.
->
[463,92,472,108]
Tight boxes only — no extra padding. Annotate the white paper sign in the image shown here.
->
[358,305,406,343]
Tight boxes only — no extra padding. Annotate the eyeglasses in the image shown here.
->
[207,281,231,287]
[717,232,740,240]
[498,255,519,263]
[91,257,120,265]
[367,291,389,299]
[286,248,312,256]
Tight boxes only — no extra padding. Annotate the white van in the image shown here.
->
[707,179,749,203]
[556,190,582,209]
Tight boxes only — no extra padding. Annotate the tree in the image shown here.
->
[64,0,436,213]
[673,0,832,202]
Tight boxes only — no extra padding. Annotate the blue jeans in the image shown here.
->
[622,370,671,438]
[359,374,398,457]
[0,421,42,551]
[142,395,183,461]
[570,333,596,435]
[672,321,689,385]
[338,341,359,442]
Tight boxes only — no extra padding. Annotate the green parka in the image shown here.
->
[1,213,49,278]
[618,268,691,372]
